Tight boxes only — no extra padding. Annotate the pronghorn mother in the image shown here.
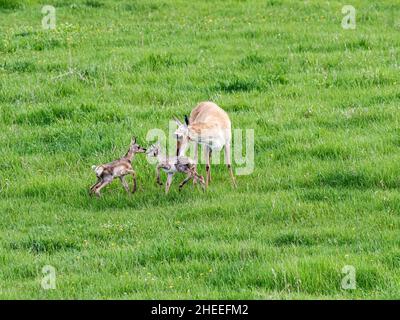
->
[174,101,236,187]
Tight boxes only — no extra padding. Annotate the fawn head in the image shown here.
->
[125,137,146,159]
[145,142,161,157]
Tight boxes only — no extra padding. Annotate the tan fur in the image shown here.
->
[178,101,236,187]
[189,101,231,130]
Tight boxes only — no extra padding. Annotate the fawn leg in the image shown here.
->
[165,173,173,194]
[119,176,130,194]
[195,172,206,192]
[93,176,113,197]
[179,173,192,191]
[89,178,102,195]
[129,170,137,193]
[156,165,163,186]
[225,142,237,188]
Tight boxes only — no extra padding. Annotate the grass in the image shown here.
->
[0,0,400,299]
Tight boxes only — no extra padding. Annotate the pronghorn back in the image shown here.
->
[189,101,231,129]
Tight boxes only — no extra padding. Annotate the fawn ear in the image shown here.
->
[173,116,182,126]
[131,136,136,145]
[184,115,189,125]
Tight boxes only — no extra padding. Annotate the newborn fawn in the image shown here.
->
[146,143,206,194]
[89,137,146,197]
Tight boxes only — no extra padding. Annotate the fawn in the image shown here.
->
[89,137,146,197]
[146,143,206,194]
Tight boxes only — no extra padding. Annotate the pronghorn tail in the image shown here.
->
[92,165,104,177]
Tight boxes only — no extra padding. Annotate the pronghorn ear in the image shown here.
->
[184,115,189,125]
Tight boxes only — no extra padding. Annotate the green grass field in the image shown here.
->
[1,0,400,299]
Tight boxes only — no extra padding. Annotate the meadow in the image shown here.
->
[0,0,400,299]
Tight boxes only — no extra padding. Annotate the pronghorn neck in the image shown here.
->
[155,149,167,163]
[156,149,178,165]
[124,150,135,162]
[187,125,202,142]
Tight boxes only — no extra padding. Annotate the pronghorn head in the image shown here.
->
[173,115,190,156]
[125,137,146,159]
[173,115,189,139]
[145,142,161,157]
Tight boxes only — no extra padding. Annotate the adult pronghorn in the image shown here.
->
[174,101,236,187]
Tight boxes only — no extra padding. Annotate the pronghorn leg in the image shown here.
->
[93,176,113,197]
[127,170,137,193]
[89,178,102,195]
[208,148,212,183]
[165,173,173,194]
[90,179,100,191]
[119,176,130,194]
[205,146,211,187]
[193,141,198,185]
[132,173,137,193]
[156,165,163,186]
[179,173,192,191]
[225,142,237,188]
[194,171,206,192]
